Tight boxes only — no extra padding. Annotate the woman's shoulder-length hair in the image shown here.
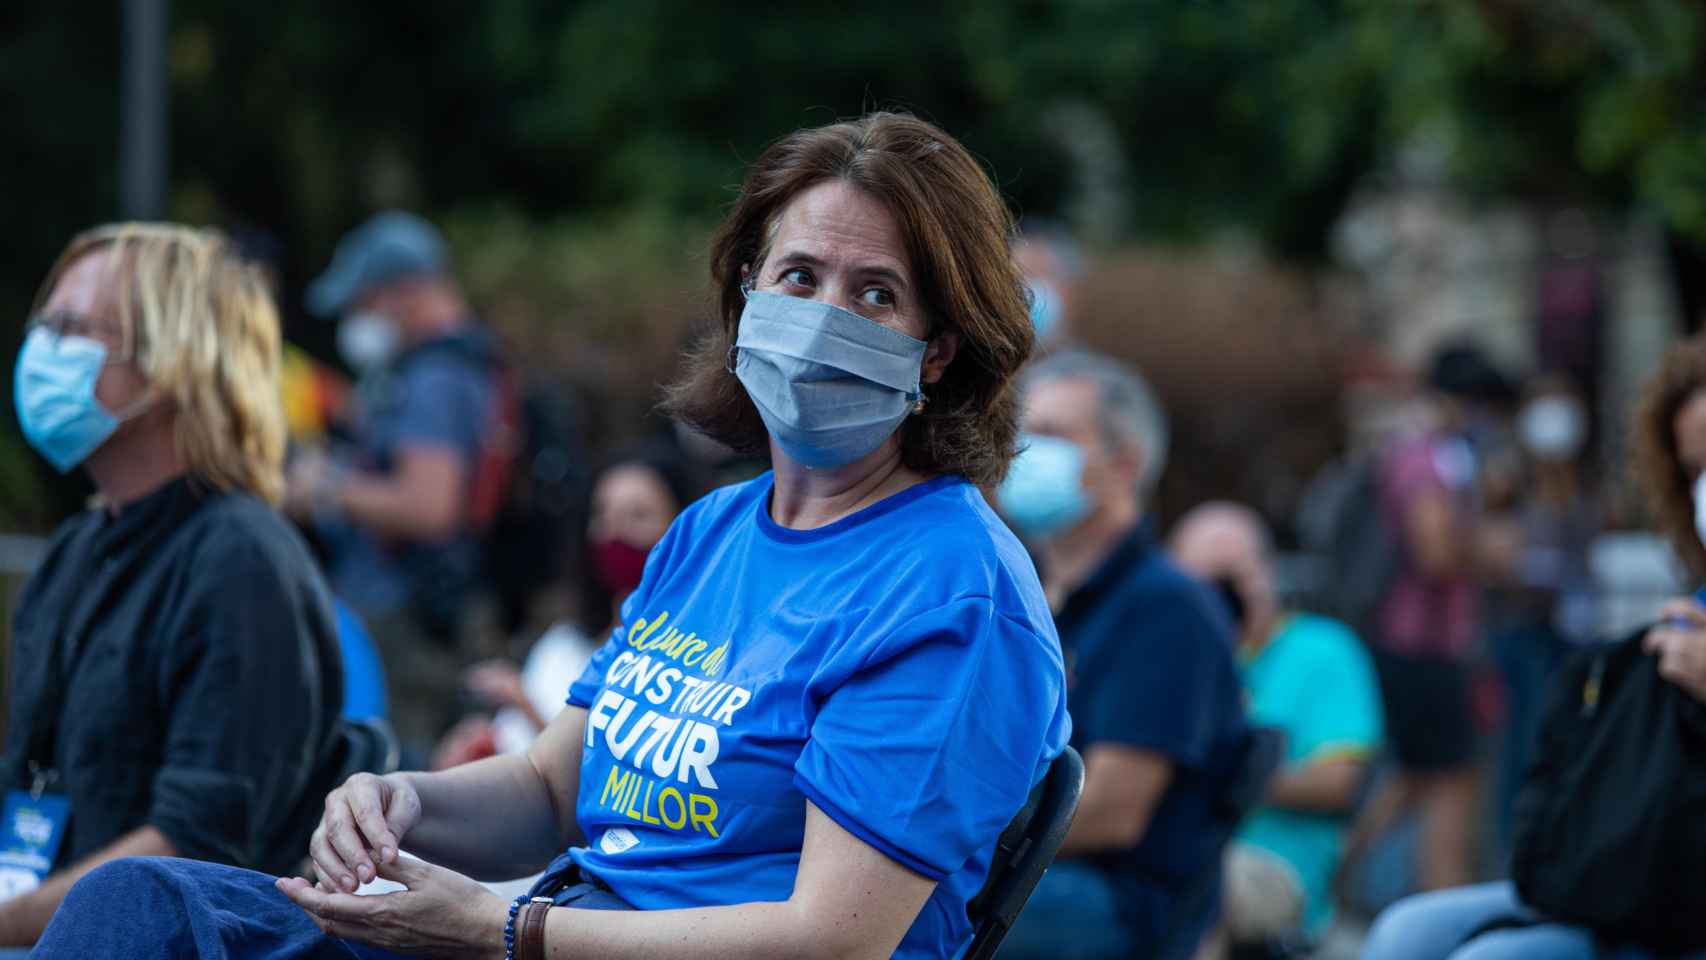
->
[35,222,288,505]
[663,111,1035,488]
[1634,336,1706,578]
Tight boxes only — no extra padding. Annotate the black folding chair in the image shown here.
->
[1150,726,1287,960]
[265,718,402,875]
[963,745,1086,960]
[338,717,402,780]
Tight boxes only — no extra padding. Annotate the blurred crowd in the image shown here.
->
[3,198,1702,960]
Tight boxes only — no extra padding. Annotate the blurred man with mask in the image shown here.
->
[995,349,1249,960]
[1171,503,1383,953]
[287,211,501,757]
[1013,221,1081,351]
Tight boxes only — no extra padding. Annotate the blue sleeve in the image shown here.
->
[1079,585,1235,769]
[793,597,1067,880]
[394,357,489,455]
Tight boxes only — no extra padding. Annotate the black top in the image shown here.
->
[1,476,343,874]
[1054,523,1249,955]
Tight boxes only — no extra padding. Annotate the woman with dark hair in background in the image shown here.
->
[432,443,701,767]
[32,111,1070,960]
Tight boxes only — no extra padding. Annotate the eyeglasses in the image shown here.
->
[25,310,133,361]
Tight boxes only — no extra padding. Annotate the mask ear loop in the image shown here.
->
[910,324,942,415]
[727,277,762,374]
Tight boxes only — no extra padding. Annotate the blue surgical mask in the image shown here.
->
[732,290,927,469]
[14,328,126,473]
[1693,472,1706,554]
[1028,280,1062,340]
[337,310,401,373]
[997,433,1090,539]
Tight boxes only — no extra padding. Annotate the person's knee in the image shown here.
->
[1364,894,1446,960]
[66,856,173,904]
[59,855,202,928]
[1223,845,1303,943]
[1447,929,1594,960]
[1445,932,1527,960]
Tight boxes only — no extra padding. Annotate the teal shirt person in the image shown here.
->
[1236,613,1383,935]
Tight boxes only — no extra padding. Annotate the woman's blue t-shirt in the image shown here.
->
[564,472,1071,959]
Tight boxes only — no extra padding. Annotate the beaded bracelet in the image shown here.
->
[504,892,529,960]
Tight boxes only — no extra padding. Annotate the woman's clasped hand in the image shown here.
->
[278,772,508,959]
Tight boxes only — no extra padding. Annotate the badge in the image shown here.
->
[0,789,70,900]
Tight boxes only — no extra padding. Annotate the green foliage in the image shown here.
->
[439,205,715,444]
[1,0,1703,525]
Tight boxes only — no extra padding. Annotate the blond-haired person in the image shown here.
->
[0,224,345,950]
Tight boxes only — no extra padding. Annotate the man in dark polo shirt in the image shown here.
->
[996,349,1250,960]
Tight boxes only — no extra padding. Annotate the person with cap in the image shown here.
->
[288,211,503,758]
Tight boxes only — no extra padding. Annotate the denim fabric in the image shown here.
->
[30,856,630,959]
[1363,882,1706,960]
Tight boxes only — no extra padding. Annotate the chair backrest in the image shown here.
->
[339,717,402,782]
[962,745,1085,960]
[1151,725,1287,960]
[261,718,401,875]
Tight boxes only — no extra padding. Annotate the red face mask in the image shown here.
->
[591,537,650,596]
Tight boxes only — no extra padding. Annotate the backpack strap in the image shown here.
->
[466,361,521,534]
[407,329,521,534]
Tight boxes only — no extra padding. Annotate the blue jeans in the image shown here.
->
[1363,882,1706,960]
[997,861,1138,960]
[29,855,630,958]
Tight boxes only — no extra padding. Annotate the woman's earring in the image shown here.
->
[912,393,927,415]
[725,346,739,374]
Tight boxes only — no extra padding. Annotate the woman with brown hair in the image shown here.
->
[33,112,1070,960]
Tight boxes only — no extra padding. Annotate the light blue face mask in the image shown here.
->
[14,328,127,473]
[732,290,927,469]
[1028,280,1062,341]
[997,433,1091,539]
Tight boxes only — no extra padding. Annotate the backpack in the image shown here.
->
[1296,454,1402,641]
[413,335,588,636]
[479,375,589,634]
[1509,627,1706,952]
